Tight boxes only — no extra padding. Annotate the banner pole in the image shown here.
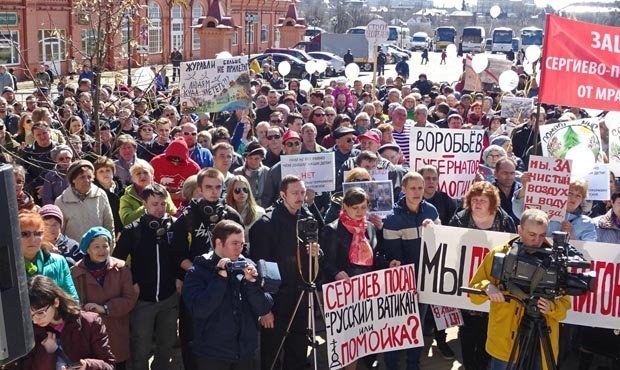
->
[372,45,378,100]
[532,101,542,156]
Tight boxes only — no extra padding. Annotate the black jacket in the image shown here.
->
[182,252,272,361]
[448,208,516,233]
[249,199,323,317]
[113,214,177,302]
[320,219,381,280]
[424,191,457,226]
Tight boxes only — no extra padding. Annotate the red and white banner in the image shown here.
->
[539,14,620,111]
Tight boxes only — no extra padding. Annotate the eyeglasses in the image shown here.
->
[31,305,50,320]
[342,138,355,143]
[141,128,153,132]
[285,141,301,148]
[183,132,197,136]
[270,119,283,124]
[325,113,336,116]
[57,156,72,162]
[234,187,249,195]
[25,120,33,124]
[21,231,44,238]
[267,134,281,140]
[314,113,325,117]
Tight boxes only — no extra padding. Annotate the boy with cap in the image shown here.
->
[39,205,82,267]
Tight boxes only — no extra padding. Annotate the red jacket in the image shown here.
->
[22,312,115,370]
[150,138,200,207]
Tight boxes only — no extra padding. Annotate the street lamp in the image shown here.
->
[126,9,135,86]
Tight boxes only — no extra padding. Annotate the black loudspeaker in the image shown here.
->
[0,164,34,364]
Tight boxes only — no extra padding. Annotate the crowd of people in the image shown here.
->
[0,50,618,370]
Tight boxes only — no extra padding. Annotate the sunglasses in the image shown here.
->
[342,138,355,143]
[183,132,197,136]
[314,113,325,117]
[285,141,301,148]
[234,187,249,195]
[21,231,44,238]
[270,119,283,124]
[267,134,281,140]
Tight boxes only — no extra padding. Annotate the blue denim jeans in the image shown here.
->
[383,303,428,370]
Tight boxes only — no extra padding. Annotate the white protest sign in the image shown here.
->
[539,118,603,164]
[180,56,252,113]
[365,20,389,45]
[430,305,464,331]
[608,122,620,176]
[409,128,484,198]
[418,225,620,330]
[281,152,335,192]
[587,164,610,201]
[524,156,572,222]
[323,266,423,369]
[500,96,534,120]
[464,54,513,91]
[343,168,389,181]
[343,180,394,217]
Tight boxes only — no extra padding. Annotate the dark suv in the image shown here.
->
[264,48,313,63]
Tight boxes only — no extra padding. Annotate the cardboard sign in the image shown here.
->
[281,152,335,192]
[608,121,620,176]
[430,305,464,331]
[343,168,389,181]
[409,128,484,198]
[342,180,394,217]
[539,14,620,112]
[500,96,534,120]
[464,54,513,91]
[180,57,252,113]
[539,118,603,161]
[587,164,610,201]
[323,266,424,369]
[418,225,620,330]
[524,156,572,222]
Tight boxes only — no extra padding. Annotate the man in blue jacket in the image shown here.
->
[183,220,273,369]
[382,171,439,370]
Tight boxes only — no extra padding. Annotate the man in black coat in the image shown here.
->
[343,49,354,66]
[170,48,183,82]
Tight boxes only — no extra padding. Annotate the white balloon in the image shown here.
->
[471,53,489,74]
[315,60,328,74]
[278,61,291,77]
[523,60,534,75]
[305,60,317,75]
[490,5,501,18]
[525,45,541,62]
[446,44,457,58]
[605,111,620,128]
[498,70,519,92]
[134,67,155,91]
[565,144,596,180]
[216,51,233,59]
[299,79,313,92]
[345,63,360,80]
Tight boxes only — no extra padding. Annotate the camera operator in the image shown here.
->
[182,220,273,370]
[469,209,571,370]
[249,175,324,370]
[172,168,242,370]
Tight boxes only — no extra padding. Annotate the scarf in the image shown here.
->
[339,210,373,266]
[83,255,110,286]
[71,187,88,202]
[24,259,38,276]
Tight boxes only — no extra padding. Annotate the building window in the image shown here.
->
[245,23,254,45]
[0,30,20,65]
[147,2,162,53]
[232,31,238,46]
[171,5,183,50]
[38,30,66,64]
[81,29,100,57]
[192,5,203,50]
[261,24,268,43]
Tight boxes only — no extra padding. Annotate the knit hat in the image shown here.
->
[491,135,511,147]
[38,205,64,227]
[66,160,95,185]
[50,144,73,162]
[79,226,113,254]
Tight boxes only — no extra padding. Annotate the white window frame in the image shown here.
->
[260,24,268,43]
[38,30,66,62]
[0,30,20,65]
[245,23,255,45]
[171,5,184,50]
[232,31,238,46]
[81,29,99,57]
[147,2,162,53]
[192,5,203,50]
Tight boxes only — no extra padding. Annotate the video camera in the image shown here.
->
[298,217,319,244]
[224,259,281,294]
[490,231,595,299]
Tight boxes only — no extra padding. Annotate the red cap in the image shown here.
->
[358,130,380,144]
[282,129,301,143]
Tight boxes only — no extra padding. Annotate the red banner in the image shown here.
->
[539,14,620,111]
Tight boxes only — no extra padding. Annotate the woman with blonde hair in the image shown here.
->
[225,175,265,245]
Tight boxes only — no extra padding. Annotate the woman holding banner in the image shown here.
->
[449,181,516,370]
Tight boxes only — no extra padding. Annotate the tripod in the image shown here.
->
[269,239,324,370]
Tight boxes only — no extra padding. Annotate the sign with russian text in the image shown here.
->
[418,225,620,330]
[281,152,335,192]
[430,305,463,331]
[524,156,572,222]
[587,164,610,201]
[464,54,513,91]
[409,128,484,198]
[539,14,620,111]
[180,57,252,113]
[323,265,424,369]
[608,119,620,176]
[539,118,603,161]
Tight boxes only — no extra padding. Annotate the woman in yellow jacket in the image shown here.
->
[469,208,571,370]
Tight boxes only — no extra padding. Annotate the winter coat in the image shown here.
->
[118,184,177,226]
[28,249,79,302]
[71,257,138,363]
[53,234,82,267]
[469,238,570,369]
[593,210,620,244]
[382,198,439,267]
[55,185,115,245]
[150,138,200,207]
[233,164,270,207]
[93,179,124,235]
[448,208,516,234]
[42,167,69,205]
[22,312,115,370]
[182,252,273,361]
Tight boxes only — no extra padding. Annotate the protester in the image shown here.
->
[39,204,81,267]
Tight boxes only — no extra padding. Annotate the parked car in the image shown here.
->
[264,47,314,63]
[308,51,345,77]
[250,53,310,80]
[382,44,409,64]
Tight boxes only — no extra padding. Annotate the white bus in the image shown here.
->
[461,26,485,53]
[520,26,544,47]
[388,26,411,50]
[491,27,514,53]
